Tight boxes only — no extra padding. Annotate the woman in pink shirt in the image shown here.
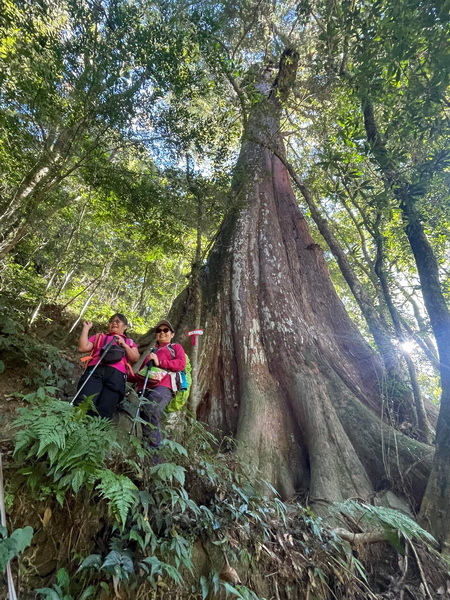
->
[136,319,186,449]
[76,313,139,419]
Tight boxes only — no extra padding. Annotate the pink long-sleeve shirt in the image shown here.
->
[137,343,186,391]
[87,333,138,374]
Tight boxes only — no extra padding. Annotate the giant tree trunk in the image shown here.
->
[167,51,433,510]
[278,156,434,442]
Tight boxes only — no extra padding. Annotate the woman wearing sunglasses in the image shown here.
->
[136,319,186,449]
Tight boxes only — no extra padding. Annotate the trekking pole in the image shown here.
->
[71,336,119,405]
[0,453,18,600]
[129,360,154,436]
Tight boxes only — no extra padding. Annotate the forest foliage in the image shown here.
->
[4,391,448,599]
[0,0,449,597]
[0,0,447,376]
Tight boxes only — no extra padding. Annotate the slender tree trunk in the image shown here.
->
[403,199,450,549]
[28,200,85,326]
[0,124,105,259]
[67,262,112,335]
[135,262,151,313]
[163,51,432,509]
[53,269,76,301]
[362,96,450,549]
[278,155,397,368]
[28,270,58,327]
[60,274,103,310]
[0,224,29,261]
[373,223,431,442]
[186,156,203,413]
[68,288,99,335]
[399,313,439,371]
[0,158,57,225]
[0,127,74,259]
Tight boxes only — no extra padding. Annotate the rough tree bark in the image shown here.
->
[165,51,433,513]
[277,154,434,442]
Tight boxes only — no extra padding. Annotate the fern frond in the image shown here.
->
[333,500,437,548]
[150,462,186,486]
[13,398,120,500]
[95,469,138,527]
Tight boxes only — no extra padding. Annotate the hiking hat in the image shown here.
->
[154,319,174,332]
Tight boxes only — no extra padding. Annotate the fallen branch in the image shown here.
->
[332,527,387,545]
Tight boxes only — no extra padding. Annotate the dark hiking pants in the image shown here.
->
[75,365,126,419]
[140,386,174,449]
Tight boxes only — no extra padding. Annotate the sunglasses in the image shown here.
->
[156,327,171,334]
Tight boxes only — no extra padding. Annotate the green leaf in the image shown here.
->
[0,538,18,572]
[56,567,70,589]
[102,550,134,575]
[1,318,21,335]
[150,462,186,486]
[351,555,369,584]
[160,438,188,457]
[200,575,209,600]
[9,526,34,553]
[79,587,98,600]
[129,529,145,550]
[384,527,404,554]
[78,554,102,571]
[35,589,62,600]
[222,582,245,599]
[95,471,138,526]
[138,490,153,512]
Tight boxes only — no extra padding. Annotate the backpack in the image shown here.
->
[167,354,191,413]
[81,333,130,369]
[161,343,191,412]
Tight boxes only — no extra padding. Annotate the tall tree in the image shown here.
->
[167,50,433,510]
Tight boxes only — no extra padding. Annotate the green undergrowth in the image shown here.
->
[2,393,448,600]
[0,310,77,392]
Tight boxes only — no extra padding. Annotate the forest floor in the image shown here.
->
[1,305,450,599]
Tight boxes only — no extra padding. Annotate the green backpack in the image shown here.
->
[167,355,191,413]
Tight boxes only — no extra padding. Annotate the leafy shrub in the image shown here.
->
[0,310,76,390]
[0,262,47,312]
[36,567,96,600]
[13,397,137,523]
[332,499,438,551]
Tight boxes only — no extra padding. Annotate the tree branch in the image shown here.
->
[332,527,387,544]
